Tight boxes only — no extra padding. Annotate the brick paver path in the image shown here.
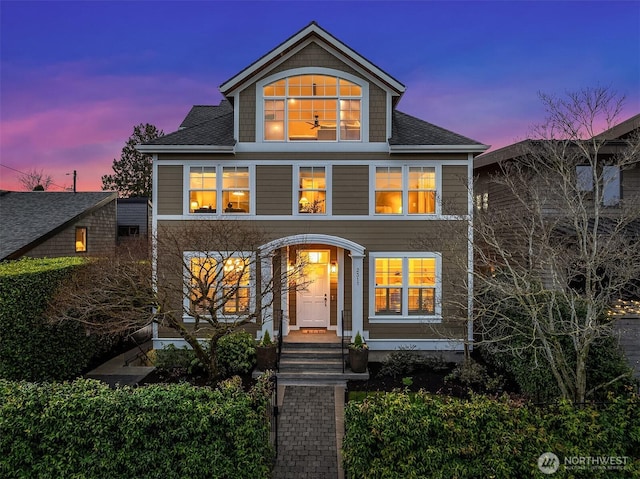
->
[273,386,338,479]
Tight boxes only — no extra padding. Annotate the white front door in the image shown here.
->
[297,262,330,328]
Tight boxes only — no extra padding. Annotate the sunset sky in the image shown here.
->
[1,1,639,192]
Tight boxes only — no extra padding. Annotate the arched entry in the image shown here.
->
[259,234,365,341]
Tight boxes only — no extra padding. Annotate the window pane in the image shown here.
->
[576,165,593,192]
[603,165,621,206]
[375,191,402,214]
[264,100,285,140]
[375,288,402,314]
[222,167,250,213]
[376,167,402,189]
[190,257,216,313]
[75,227,87,252]
[409,258,436,285]
[408,288,435,315]
[190,191,216,212]
[408,191,436,214]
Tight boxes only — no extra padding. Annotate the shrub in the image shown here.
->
[379,345,427,378]
[344,391,640,478]
[0,257,95,381]
[445,359,505,393]
[0,377,275,479]
[218,331,256,376]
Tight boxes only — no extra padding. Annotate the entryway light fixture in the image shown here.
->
[330,261,337,274]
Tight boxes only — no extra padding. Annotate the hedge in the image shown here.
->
[0,257,95,381]
[0,376,274,479]
[343,391,640,478]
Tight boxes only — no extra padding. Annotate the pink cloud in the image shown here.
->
[1,64,217,192]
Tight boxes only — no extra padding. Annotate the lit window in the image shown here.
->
[298,167,326,214]
[190,257,216,314]
[222,257,251,314]
[263,74,361,142]
[408,167,436,214]
[372,254,440,319]
[222,167,250,213]
[189,167,216,213]
[75,227,87,252]
[375,167,403,214]
[188,254,252,317]
[375,166,437,215]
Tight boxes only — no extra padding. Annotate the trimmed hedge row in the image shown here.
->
[344,391,640,478]
[0,377,274,479]
[0,257,94,381]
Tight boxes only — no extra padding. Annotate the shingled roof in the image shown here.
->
[0,191,117,260]
[142,102,483,149]
[389,110,483,146]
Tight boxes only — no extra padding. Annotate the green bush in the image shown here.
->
[0,257,95,381]
[218,331,256,376]
[0,377,275,479]
[344,391,640,478]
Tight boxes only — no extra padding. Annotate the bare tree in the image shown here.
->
[19,168,54,191]
[474,87,640,402]
[49,221,307,381]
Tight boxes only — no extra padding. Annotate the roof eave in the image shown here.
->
[136,145,236,154]
[389,144,490,154]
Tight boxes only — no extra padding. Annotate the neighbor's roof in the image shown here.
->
[475,113,640,169]
[0,191,117,260]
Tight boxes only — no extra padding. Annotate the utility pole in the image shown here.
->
[66,170,77,192]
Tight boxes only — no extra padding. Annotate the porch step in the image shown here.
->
[270,340,369,381]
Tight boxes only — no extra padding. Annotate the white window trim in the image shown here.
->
[183,164,255,216]
[255,67,369,146]
[369,163,442,216]
[368,252,442,323]
[293,164,332,216]
[182,251,256,323]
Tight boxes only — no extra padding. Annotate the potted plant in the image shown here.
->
[348,331,369,373]
[255,330,277,371]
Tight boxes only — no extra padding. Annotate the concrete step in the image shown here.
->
[275,369,369,381]
[280,349,343,359]
[279,358,343,371]
[282,341,344,350]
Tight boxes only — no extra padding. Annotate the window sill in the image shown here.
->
[368,316,442,324]
[182,316,256,324]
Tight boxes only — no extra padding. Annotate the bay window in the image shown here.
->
[371,253,441,320]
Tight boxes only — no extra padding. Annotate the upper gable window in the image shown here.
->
[263,74,361,142]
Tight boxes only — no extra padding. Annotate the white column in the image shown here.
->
[349,253,364,341]
[260,254,273,341]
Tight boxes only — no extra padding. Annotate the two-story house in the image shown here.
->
[139,22,487,358]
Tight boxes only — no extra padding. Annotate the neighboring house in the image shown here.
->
[474,114,640,377]
[139,22,488,356]
[117,197,151,240]
[0,191,118,261]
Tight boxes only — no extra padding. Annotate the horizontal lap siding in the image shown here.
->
[157,165,183,215]
[156,219,468,341]
[256,165,292,215]
[333,165,369,215]
[442,165,469,215]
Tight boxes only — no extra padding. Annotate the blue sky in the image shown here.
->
[1,0,638,191]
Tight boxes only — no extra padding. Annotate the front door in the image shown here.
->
[297,258,330,328]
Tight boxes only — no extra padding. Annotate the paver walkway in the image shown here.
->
[273,385,344,479]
